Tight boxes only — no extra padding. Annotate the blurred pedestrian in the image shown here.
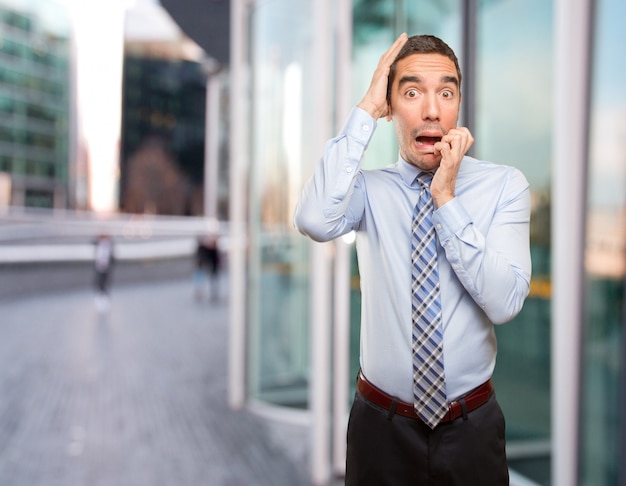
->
[294,33,531,484]
[93,234,114,312]
[193,234,220,302]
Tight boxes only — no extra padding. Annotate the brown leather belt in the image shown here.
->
[357,371,493,424]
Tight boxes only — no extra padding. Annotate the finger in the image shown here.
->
[379,32,408,67]
[442,128,473,156]
[390,32,408,54]
[433,141,450,157]
[440,135,461,158]
[450,127,474,151]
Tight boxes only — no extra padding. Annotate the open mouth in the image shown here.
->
[416,136,441,146]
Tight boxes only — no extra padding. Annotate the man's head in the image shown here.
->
[387,35,463,171]
[386,35,462,106]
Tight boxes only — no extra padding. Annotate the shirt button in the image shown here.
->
[362,125,369,132]
[346,167,353,173]
[436,224,442,230]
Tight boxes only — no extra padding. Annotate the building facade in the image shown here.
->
[120,55,208,216]
[227,0,626,485]
[0,0,70,209]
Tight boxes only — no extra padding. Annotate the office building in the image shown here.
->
[0,0,70,208]
[121,1,223,217]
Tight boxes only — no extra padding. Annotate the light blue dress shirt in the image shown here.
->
[294,107,531,402]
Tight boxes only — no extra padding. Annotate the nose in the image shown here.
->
[421,93,440,121]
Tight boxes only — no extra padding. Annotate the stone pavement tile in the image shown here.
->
[0,277,315,486]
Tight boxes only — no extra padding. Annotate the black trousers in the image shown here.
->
[95,270,111,294]
[345,390,509,485]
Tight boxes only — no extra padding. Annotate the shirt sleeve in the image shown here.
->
[433,168,532,324]
[293,107,375,242]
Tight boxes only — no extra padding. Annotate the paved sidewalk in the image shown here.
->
[0,275,319,486]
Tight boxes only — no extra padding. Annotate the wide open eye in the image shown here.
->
[405,89,418,98]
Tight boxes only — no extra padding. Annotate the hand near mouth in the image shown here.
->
[431,127,474,208]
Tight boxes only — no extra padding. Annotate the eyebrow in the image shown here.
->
[442,75,459,86]
[397,74,459,88]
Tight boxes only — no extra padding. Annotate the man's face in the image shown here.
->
[389,53,461,172]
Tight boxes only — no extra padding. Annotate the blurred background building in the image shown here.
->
[0,0,71,208]
[0,0,624,485]
[122,7,206,216]
[0,0,228,219]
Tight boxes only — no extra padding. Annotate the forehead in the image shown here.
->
[393,53,458,83]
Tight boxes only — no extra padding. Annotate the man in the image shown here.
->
[294,33,531,484]
[93,233,114,313]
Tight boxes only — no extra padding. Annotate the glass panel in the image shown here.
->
[351,0,399,168]
[476,1,553,482]
[247,0,316,407]
[579,0,626,483]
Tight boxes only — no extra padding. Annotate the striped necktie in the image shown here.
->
[411,172,447,428]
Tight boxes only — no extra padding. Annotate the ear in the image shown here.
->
[386,101,393,122]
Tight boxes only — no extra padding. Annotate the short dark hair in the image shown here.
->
[386,35,462,105]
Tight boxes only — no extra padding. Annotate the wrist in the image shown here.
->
[432,193,454,209]
[357,100,385,120]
